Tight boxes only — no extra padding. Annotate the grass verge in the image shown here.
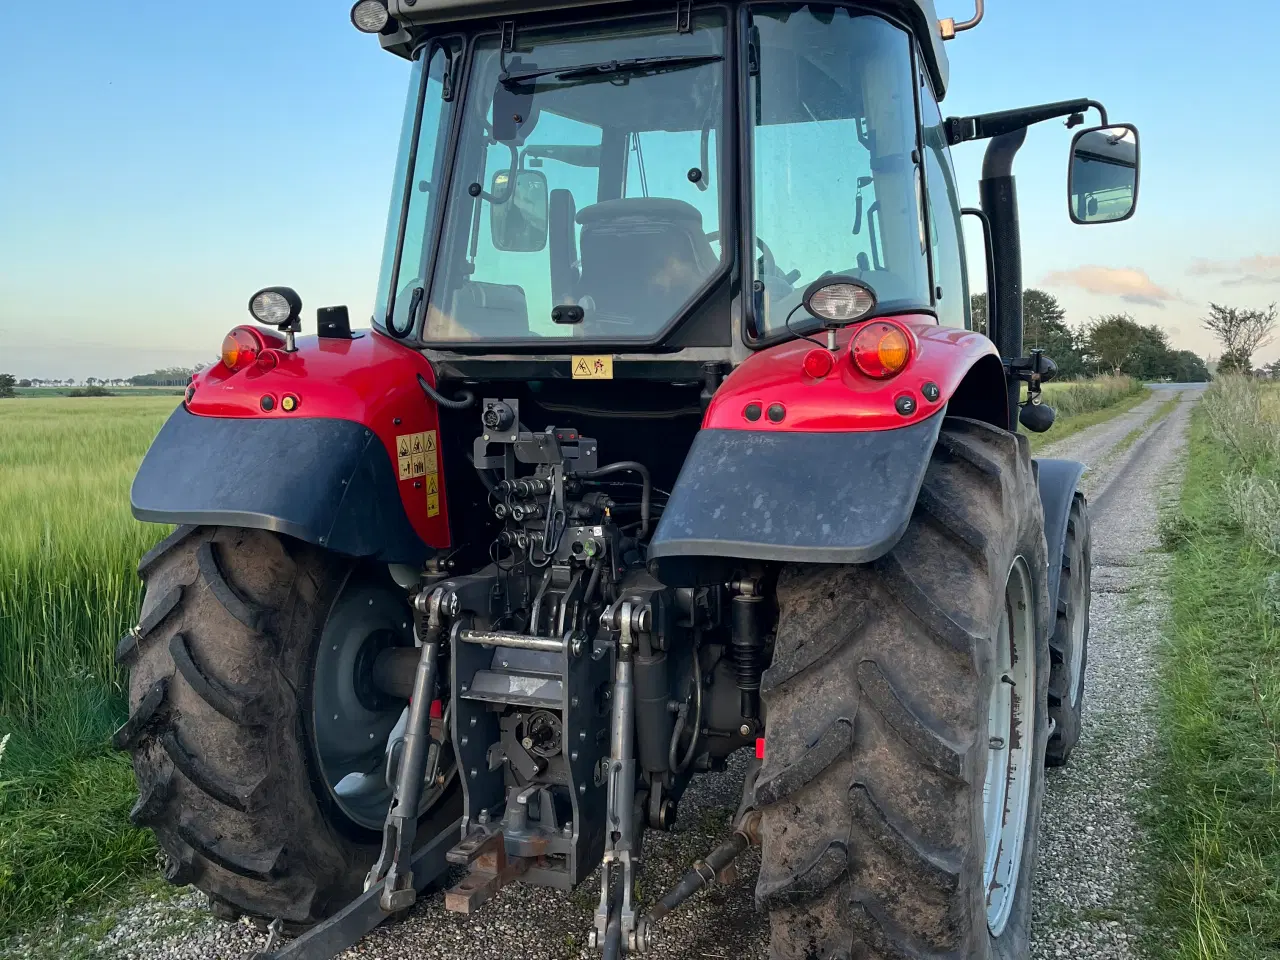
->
[1147,378,1280,959]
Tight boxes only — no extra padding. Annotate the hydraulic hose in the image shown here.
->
[416,373,476,410]
[584,461,651,537]
[669,640,704,775]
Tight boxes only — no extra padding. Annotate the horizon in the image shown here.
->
[2,1,1277,380]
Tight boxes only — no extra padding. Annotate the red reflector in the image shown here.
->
[430,699,443,719]
[802,348,835,379]
[755,737,765,760]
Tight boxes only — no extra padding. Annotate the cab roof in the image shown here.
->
[381,0,951,98]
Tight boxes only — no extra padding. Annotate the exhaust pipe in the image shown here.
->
[940,0,984,39]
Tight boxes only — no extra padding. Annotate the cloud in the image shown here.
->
[1041,266,1183,308]
[1187,255,1280,287]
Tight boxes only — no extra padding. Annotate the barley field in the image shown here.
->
[0,397,176,938]
[0,397,177,720]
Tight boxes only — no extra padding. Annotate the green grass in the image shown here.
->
[1028,375,1150,451]
[12,388,185,398]
[0,397,177,938]
[1148,379,1280,959]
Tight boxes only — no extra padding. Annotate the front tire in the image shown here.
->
[1046,493,1090,767]
[115,526,458,926]
[755,418,1051,959]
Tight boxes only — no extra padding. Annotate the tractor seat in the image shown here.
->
[574,198,719,327]
[445,281,532,338]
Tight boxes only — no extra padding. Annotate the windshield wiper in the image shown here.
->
[500,53,723,87]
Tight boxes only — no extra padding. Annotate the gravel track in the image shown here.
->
[22,387,1201,960]
[1028,384,1202,959]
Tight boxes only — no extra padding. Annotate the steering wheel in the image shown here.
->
[705,231,777,279]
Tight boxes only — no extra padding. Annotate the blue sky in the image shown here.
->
[1,1,1275,380]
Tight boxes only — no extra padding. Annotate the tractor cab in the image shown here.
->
[368,0,957,365]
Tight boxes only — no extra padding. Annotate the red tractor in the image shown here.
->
[119,1,1138,956]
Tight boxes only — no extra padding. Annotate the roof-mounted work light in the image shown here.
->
[350,0,393,34]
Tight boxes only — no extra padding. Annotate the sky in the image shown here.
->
[1,0,1276,380]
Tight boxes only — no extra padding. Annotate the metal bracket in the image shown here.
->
[675,0,692,33]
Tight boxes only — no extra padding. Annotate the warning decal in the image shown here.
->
[571,355,614,380]
[394,429,442,518]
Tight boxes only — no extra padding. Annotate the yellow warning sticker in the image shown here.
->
[395,430,441,486]
[427,493,440,517]
[572,355,614,380]
[425,474,439,495]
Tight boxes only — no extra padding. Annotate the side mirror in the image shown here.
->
[490,169,548,253]
[1068,123,1140,224]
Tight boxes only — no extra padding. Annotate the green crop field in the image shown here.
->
[0,397,177,938]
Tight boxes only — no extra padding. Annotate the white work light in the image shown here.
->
[351,0,391,33]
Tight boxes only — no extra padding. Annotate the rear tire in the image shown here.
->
[115,526,458,926]
[756,418,1051,959]
[1046,493,1090,767]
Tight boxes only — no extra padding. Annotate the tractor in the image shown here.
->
[118,0,1139,956]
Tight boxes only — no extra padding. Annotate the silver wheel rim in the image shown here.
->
[983,557,1036,937]
[310,580,453,830]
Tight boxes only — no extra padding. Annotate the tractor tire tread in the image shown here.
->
[123,526,370,927]
[758,417,1050,959]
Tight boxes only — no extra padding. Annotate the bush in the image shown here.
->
[66,386,115,398]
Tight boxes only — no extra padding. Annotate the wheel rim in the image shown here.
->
[1066,530,1088,707]
[309,580,453,831]
[983,557,1036,937]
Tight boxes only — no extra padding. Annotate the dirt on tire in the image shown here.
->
[755,417,1052,959]
[115,526,455,927]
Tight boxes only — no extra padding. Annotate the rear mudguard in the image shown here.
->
[649,317,1010,584]
[130,329,449,565]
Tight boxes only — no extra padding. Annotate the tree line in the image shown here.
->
[971,289,1213,381]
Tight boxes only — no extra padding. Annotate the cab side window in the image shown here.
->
[919,71,970,329]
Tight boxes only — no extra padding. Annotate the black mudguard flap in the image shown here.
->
[648,410,945,585]
[131,406,429,565]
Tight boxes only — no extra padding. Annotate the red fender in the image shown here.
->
[187,329,451,549]
[704,315,1002,433]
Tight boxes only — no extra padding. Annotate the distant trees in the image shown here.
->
[968,290,1209,382]
[1201,303,1277,375]
[129,366,200,387]
[0,374,15,399]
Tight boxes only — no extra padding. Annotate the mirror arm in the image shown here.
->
[945,99,1108,146]
[960,207,996,338]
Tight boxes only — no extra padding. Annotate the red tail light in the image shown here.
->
[851,321,912,379]
[221,327,262,372]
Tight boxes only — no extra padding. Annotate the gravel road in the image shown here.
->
[33,387,1202,960]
